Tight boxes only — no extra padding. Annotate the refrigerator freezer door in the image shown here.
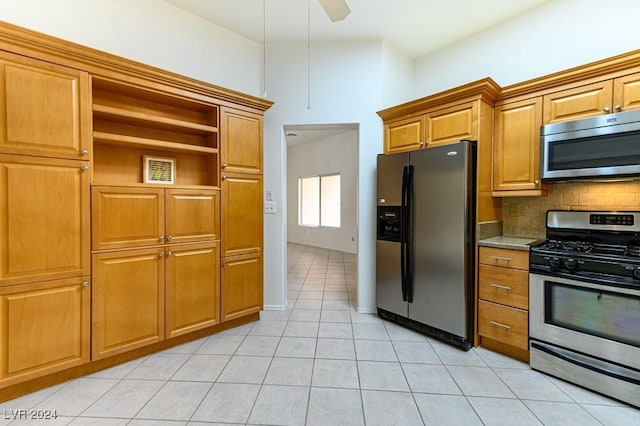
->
[376,152,410,317]
[376,153,408,206]
[376,239,407,316]
[408,142,472,338]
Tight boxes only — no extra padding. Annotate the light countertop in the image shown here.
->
[478,235,542,251]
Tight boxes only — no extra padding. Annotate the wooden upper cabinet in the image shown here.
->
[221,107,262,174]
[221,174,263,257]
[383,102,479,154]
[0,155,90,286]
[0,51,90,159]
[426,102,477,148]
[385,115,425,154]
[493,98,544,196]
[166,188,220,244]
[543,81,613,124]
[92,186,220,251]
[613,72,640,112]
[543,73,640,124]
[0,277,90,387]
[92,186,165,251]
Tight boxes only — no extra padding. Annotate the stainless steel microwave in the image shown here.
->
[541,109,640,181]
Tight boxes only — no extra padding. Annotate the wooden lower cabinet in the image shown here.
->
[477,247,530,361]
[0,277,90,387]
[478,300,528,350]
[92,248,165,360]
[221,253,263,322]
[165,242,220,338]
[92,242,221,358]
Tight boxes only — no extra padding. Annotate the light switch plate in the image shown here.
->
[265,189,274,201]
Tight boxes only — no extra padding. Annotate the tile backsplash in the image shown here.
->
[502,181,640,239]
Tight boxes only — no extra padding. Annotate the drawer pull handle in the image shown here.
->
[489,320,511,330]
[490,283,512,291]
[490,255,512,262]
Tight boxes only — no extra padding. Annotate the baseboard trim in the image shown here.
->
[263,304,286,311]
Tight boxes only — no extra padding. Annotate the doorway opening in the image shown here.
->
[284,123,359,310]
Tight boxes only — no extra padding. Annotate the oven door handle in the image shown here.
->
[531,341,640,386]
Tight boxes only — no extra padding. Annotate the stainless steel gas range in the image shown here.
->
[529,210,640,408]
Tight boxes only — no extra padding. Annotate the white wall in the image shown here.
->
[263,40,384,312]
[0,0,261,95]
[413,0,640,98]
[287,129,359,254]
[381,41,414,107]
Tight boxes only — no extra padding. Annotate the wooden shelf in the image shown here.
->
[93,104,218,136]
[93,132,218,155]
[90,181,218,190]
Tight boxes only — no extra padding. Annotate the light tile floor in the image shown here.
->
[1,243,639,425]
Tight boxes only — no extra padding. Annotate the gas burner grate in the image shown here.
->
[546,239,594,253]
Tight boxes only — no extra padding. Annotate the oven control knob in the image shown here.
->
[633,267,640,280]
[564,258,578,270]
[549,257,562,268]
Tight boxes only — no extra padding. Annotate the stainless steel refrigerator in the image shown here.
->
[376,140,476,350]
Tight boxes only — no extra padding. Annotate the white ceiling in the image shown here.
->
[162,0,550,145]
[162,0,550,58]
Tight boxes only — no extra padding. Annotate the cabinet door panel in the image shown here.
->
[92,186,164,251]
[0,277,89,387]
[221,108,262,174]
[92,249,164,359]
[221,253,262,322]
[543,81,613,124]
[385,116,424,154]
[427,102,476,147]
[166,242,220,338]
[0,51,89,159]
[493,98,543,193]
[166,188,220,244]
[478,300,528,350]
[221,174,263,257]
[478,247,529,271]
[614,72,640,112]
[478,264,529,310]
[0,155,89,286]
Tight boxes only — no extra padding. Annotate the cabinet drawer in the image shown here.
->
[479,264,528,309]
[478,300,528,350]
[478,247,528,270]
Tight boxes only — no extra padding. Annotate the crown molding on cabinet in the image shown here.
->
[499,48,640,102]
[0,20,273,112]
[377,77,501,121]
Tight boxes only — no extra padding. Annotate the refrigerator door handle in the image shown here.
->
[400,165,408,302]
[406,164,414,303]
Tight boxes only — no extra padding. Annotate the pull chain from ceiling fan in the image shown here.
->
[307,0,311,110]
[262,0,267,98]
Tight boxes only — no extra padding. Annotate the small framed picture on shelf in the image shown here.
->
[143,155,175,184]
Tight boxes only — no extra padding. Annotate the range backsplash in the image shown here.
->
[502,181,640,239]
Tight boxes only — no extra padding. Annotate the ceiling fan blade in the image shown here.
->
[318,0,351,22]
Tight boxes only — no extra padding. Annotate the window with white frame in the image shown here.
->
[298,174,341,228]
